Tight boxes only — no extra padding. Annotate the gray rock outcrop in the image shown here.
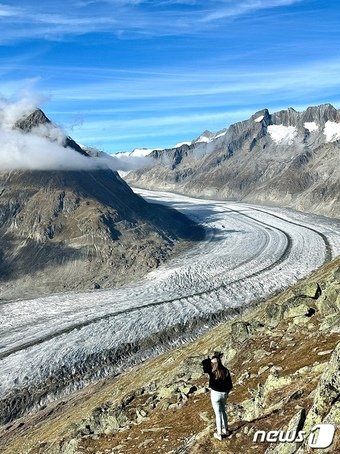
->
[0,109,204,300]
[126,104,340,217]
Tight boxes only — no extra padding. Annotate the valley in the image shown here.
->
[1,188,339,426]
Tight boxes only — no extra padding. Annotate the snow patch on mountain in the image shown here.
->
[214,131,227,139]
[254,115,264,123]
[196,135,212,143]
[323,121,340,142]
[267,124,298,145]
[304,121,318,132]
[116,148,159,158]
[174,141,192,148]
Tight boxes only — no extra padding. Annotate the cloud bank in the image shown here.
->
[0,96,152,171]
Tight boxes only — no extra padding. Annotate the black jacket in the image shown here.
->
[201,359,233,393]
[208,368,233,392]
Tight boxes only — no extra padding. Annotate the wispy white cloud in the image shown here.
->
[48,58,340,103]
[0,2,21,17]
[2,56,340,151]
[0,0,304,42]
[201,0,303,22]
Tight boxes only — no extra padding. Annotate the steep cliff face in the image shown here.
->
[0,110,203,300]
[126,104,340,217]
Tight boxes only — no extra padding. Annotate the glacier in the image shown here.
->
[0,188,339,422]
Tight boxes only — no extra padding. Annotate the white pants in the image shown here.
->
[210,389,228,435]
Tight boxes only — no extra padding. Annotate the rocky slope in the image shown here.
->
[0,109,203,300]
[126,104,340,217]
[1,258,338,454]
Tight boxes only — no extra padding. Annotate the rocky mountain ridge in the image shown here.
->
[126,104,340,217]
[1,257,338,454]
[0,109,203,301]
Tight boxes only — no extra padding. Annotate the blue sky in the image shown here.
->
[1,0,340,153]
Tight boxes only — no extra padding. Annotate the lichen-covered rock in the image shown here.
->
[283,298,312,319]
[231,321,251,343]
[320,314,340,332]
[263,367,292,394]
[157,385,176,400]
[293,282,321,299]
[253,349,270,360]
[297,342,340,452]
[179,355,204,380]
[316,283,340,316]
[265,303,285,325]
[265,408,306,454]
[239,385,265,421]
[332,266,340,283]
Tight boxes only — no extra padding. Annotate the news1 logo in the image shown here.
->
[253,423,336,448]
[308,424,335,449]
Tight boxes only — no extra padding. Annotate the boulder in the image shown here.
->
[265,303,285,325]
[231,321,251,343]
[263,367,292,394]
[332,266,340,283]
[180,355,204,380]
[283,298,311,319]
[157,385,176,400]
[316,284,340,316]
[265,408,306,454]
[223,346,238,362]
[178,384,197,397]
[239,384,265,421]
[302,342,339,433]
[320,314,340,332]
[292,282,321,299]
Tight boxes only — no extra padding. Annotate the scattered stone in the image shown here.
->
[317,349,333,356]
[136,408,147,418]
[253,349,269,360]
[263,367,291,393]
[238,371,251,384]
[258,365,270,375]
[138,439,153,448]
[157,386,175,400]
[178,384,197,397]
[195,387,209,395]
[270,341,278,350]
[198,412,210,422]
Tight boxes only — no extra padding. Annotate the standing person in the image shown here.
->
[202,352,233,441]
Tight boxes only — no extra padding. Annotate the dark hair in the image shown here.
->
[212,356,227,380]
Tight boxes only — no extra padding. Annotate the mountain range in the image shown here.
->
[0,109,203,301]
[126,104,340,217]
